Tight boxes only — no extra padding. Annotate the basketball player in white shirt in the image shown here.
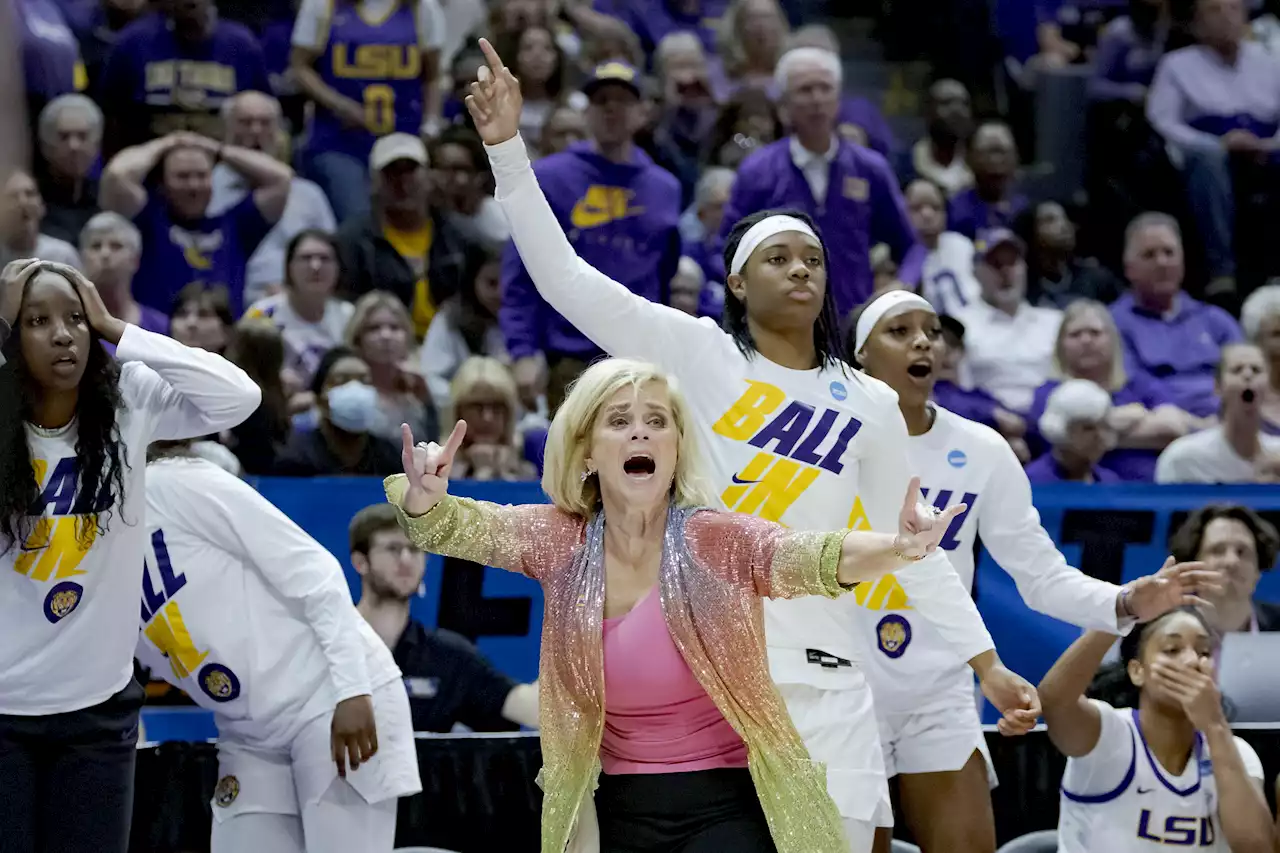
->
[904,179,981,316]
[137,442,421,853]
[1040,604,1277,853]
[464,39,1040,850]
[0,260,260,853]
[852,290,1217,853]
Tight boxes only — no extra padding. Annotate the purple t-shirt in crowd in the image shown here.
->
[599,0,729,57]
[20,0,81,101]
[1035,0,1128,50]
[98,13,270,148]
[1088,15,1168,102]
[131,193,272,317]
[933,380,1003,431]
[839,96,896,160]
[1024,453,1121,484]
[1027,376,1167,481]
[946,187,1030,240]
[1109,292,1243,419]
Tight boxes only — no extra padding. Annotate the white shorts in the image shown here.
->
[776,681,894,830]
[210,680,422,822]
[876,690,996,788]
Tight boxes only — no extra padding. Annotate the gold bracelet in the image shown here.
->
[892,535,925,562]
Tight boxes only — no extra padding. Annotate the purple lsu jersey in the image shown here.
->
[310,2,424,160]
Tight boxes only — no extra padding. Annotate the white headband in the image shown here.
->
[853,290,936,355]
[729,215,820,276]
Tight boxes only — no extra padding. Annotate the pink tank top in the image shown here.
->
[600,586,749,775]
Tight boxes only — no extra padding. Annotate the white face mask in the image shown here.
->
[326,381,378,433]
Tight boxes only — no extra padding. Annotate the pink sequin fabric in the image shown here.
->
[385,476,852,853]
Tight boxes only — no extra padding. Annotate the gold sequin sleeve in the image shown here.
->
[383,475,581,580]
[685,510,848,600]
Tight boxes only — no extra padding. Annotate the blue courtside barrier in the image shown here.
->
[143,480,1280,737]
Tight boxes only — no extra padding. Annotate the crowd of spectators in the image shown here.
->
[9,0,1280,494]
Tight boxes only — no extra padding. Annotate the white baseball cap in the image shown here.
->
[369,133,428,174]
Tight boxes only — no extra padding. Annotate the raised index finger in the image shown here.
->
[478,38,505,76]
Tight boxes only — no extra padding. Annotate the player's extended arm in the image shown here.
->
[185,470,374,705]
[1036,630,1114,757]
[470,38,716,369]
[979,438,1127,630]
[687,483,962,599]
[110,319,262,441]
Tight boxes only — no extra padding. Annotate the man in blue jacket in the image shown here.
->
[720,47,920,319]
[501,61,682,410]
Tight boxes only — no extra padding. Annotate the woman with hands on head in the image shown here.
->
[0,258,260,853]
[387,357,964,853]
[1039,576,1278,853]
[465,38,1035,851]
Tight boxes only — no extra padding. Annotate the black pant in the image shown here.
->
[0,677,144,853]
[596,768,778,853]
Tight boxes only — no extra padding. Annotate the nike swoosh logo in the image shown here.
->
[1136,787,1152,794]
[730,474,760,485]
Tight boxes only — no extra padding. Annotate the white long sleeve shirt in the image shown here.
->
[486,134,994,689]
[137,458,401,748]
[855,406,1127,714]
[919,232,981,316]
[1,326,261,715]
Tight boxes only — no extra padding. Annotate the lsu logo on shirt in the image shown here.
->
[17,458,114,623]
[141,529,239,702]
[168,225,224,272]
[711,380,863,523]
[331,44,420,80]
[570,186,646,229]
[1136,810,1216,846]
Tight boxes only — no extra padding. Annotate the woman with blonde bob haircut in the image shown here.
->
[1026,299,1198,480]
[446,356,536,482]
[384,357,966,853]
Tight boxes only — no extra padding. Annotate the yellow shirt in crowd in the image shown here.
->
[383,220,435,337]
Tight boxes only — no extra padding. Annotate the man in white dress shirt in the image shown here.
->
[956,228,1063,412]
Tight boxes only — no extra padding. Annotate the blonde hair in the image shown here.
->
[344,291,414,350]
[541,358,718,517]
[1052,299,1127,392]
[449,356,521,446]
